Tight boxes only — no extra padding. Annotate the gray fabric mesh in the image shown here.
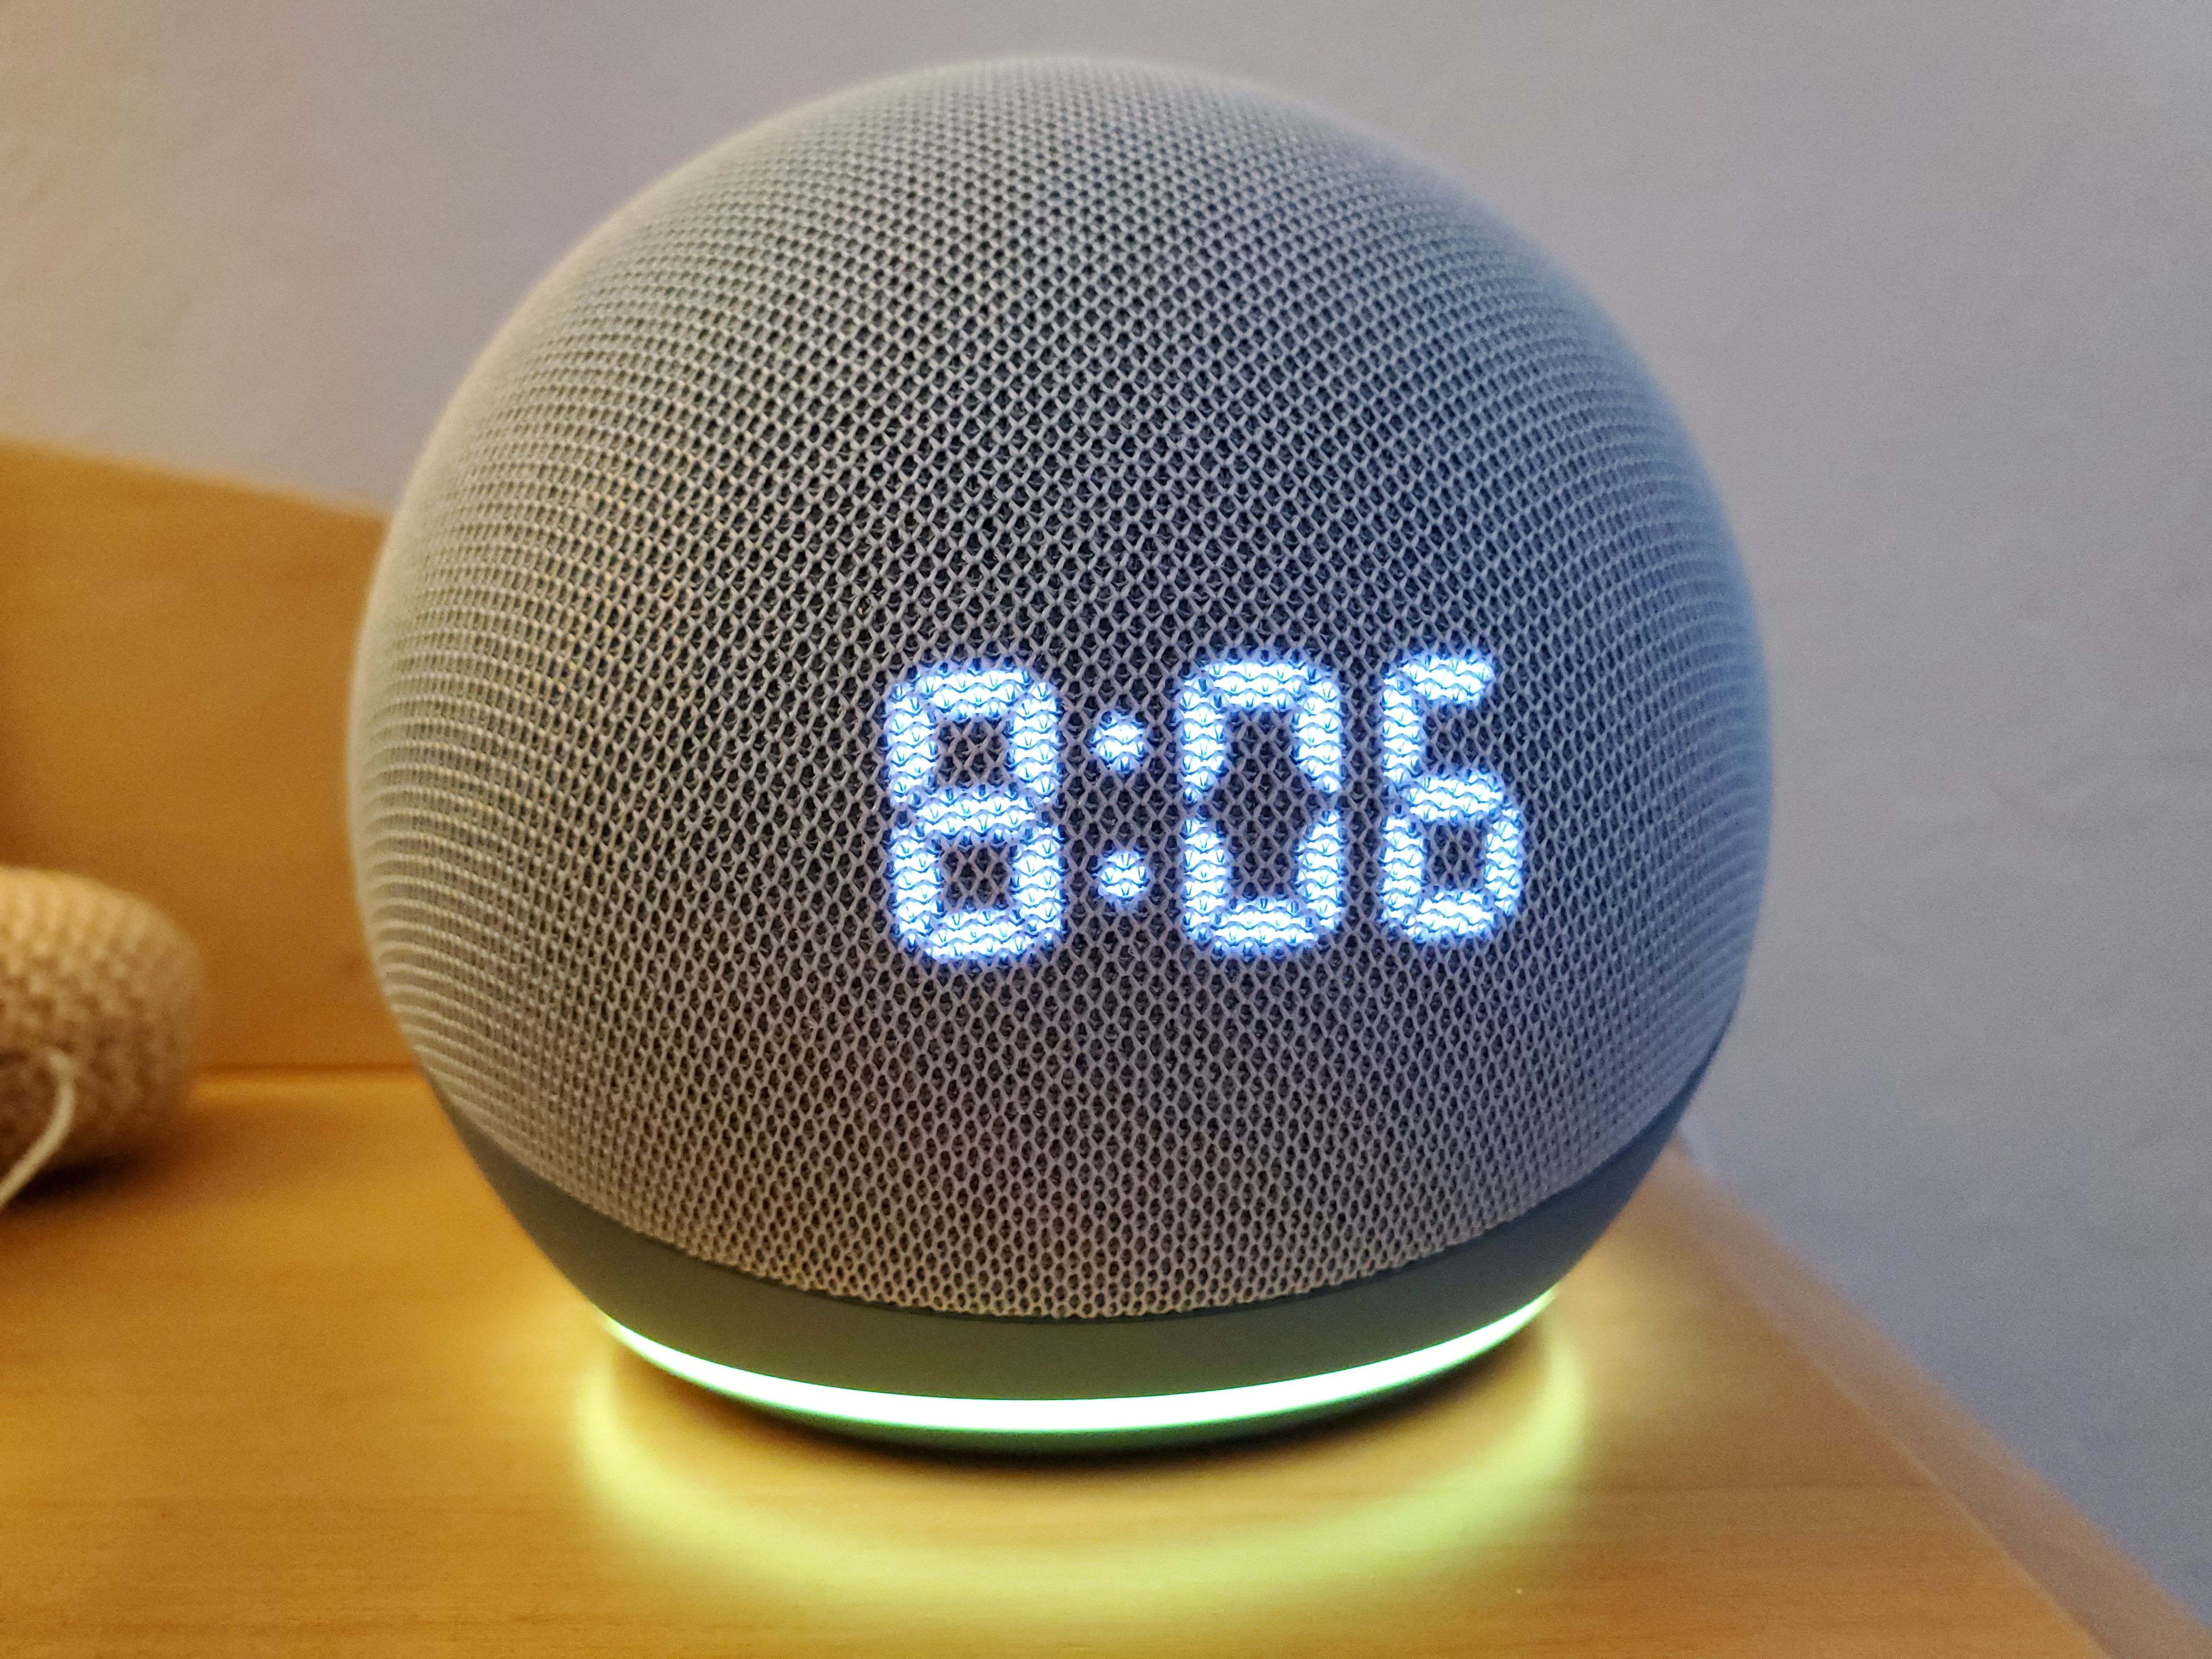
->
[349,58,1769,1320]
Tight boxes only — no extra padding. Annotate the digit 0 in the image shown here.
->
[1177,657,1347,957]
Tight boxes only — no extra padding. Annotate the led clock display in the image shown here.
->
[884,652,1525,966]
[348,57,1774,1447]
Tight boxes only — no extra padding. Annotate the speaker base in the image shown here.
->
[443,1046,1709,1451]
[602,1290,1553,1452]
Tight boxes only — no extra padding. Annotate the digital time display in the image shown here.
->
[883,653,1525,966]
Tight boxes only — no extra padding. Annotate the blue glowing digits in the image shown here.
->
[1178,658,1347,957]
[1378,653,1525,944]
[884,652,1522,964]
[883,664,1064,964]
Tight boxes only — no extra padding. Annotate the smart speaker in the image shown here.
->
[349,58,1769,1449]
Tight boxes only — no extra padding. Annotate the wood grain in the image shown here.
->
[0,1070,2113,1658]
[1652,1155,2212,1659]
[0,440,403,1068]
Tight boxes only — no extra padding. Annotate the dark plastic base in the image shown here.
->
[444,1048,1707,1448]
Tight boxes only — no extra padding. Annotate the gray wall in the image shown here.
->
[4,0,2206,1615]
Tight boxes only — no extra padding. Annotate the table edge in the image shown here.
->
[1647,1149,2212,1659]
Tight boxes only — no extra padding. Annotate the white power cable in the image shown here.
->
[0,1049,79,1213]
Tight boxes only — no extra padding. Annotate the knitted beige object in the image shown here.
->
[1,869,204,1194]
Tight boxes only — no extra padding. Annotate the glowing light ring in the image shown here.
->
[604,1290,1552,1437]
[1378,652,1525,945]
[884,663,1064,965]
[1178,657,1347,957]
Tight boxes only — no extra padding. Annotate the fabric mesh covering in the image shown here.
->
[350,58,1769,1320]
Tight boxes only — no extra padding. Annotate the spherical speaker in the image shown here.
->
[350,58,1769,1448]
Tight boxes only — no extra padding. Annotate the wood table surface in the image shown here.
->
[4,1066,2172,1659]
